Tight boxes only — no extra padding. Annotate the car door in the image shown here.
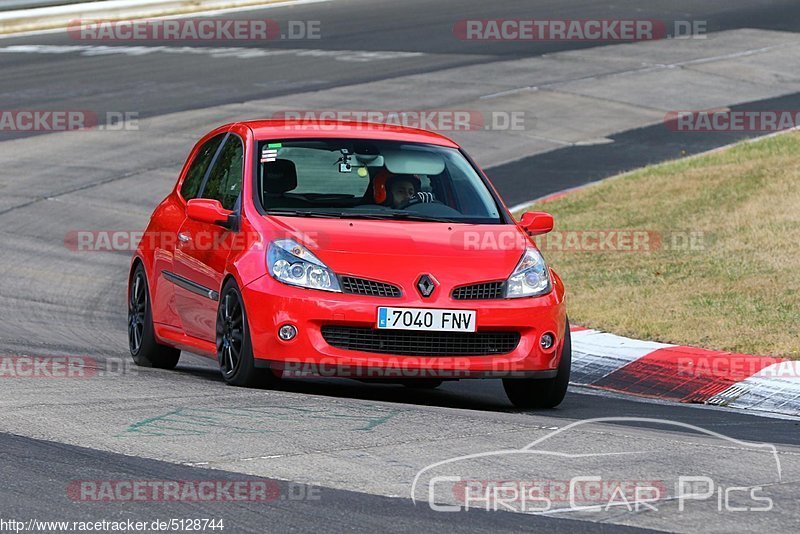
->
[173,133,244,342]
[152,132,225,328]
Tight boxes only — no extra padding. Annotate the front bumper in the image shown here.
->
[241,274,567,379]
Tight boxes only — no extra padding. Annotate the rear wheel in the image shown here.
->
[128,264,181,369]
[503,320,571,409]
[217,279,277,388]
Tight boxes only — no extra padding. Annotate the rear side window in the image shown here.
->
[180,134,224,200]
[201,135,244,210]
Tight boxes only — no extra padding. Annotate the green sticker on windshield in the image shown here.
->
[267,143,282,149]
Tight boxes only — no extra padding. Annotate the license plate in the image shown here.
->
[377,307,476,332]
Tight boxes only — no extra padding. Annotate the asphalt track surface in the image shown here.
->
[3,432,650,533]
[2,0,800,138]
[1,1,800,532]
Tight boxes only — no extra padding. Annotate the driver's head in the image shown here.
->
[386,175,419,209]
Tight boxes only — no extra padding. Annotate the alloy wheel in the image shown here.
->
[217,290,244,378]
[128,271,146,354]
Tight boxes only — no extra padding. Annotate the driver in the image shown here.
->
[372,169,435,209]
[386,174,419,209]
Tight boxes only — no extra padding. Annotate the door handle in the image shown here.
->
[178,232,190,243]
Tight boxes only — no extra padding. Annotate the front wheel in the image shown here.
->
[128,264,181,369]
[216,279,277,388]
[503,320,571,409]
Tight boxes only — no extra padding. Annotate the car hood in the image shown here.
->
[266,216,530,280]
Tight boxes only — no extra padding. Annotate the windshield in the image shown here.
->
[255,139,504,223]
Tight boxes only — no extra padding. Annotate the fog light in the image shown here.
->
[278,324,297,341]
[540,333,555,350]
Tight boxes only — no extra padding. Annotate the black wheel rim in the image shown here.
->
[128,271,146,354]
[217,290,244,378]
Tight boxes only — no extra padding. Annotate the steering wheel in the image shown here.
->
[400,192,444,209]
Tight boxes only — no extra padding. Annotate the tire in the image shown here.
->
[402,379,444,390]
[128,263,181,369]
[503,319,571,409]
[216,279,277,388]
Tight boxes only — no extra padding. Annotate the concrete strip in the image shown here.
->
[552,28,800,68]
[686,43,800,88]
[239,28,800,167]
[554,66,800,112]
[1,29,798,170]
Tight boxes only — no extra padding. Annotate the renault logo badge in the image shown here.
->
[416,274,437,298]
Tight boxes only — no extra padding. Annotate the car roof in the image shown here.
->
[235,119,461,148]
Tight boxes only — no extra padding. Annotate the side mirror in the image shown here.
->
[518,211,554,236]
[186,199,234,229]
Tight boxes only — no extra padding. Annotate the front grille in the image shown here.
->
[321,326,520,356]
[451,281,505,300]
[340,276,402,298]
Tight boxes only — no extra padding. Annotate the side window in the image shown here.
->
[201,135,244,210]
[180,134,224,200]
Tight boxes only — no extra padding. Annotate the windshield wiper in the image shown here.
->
[386,212,460,223]
[341,212,460,223]
[266,209,459,223]
[265,209,343,218]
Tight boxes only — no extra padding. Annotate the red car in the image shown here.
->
[128,120,570,408]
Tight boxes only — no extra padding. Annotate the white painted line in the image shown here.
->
[0,0,196,19]
[0,0,329,18]
[480,86,535,100]
[0,44,424,62]
[674,42,800,68]
[0,0,334,39]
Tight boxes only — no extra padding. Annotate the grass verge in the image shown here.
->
[516,132,800,358]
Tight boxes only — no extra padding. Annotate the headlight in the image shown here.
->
[267,239,341,292]
[504,247,552,298]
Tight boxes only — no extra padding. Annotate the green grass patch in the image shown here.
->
[516,132,800,358]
